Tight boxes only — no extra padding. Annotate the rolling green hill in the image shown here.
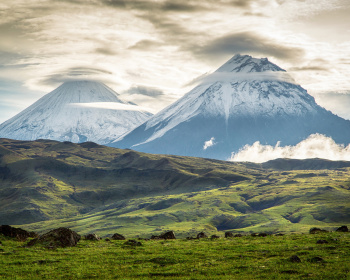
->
[0,138,349,237]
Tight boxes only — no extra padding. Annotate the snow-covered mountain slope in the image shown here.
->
[0,81,152,144]
[109,54,350,160]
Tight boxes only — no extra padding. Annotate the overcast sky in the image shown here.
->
[1,0,350,123]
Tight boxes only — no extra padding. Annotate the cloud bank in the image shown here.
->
[230,134,350,163]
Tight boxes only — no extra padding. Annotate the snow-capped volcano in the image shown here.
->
[109,54,350,159]
[0,81,152,144]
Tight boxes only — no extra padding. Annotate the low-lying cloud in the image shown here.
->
[230,134,350,163]
[203,137,216,150]
[68,102,151,112]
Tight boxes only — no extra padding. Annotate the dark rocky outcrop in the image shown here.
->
[289,255,301,263]
[111,233,126,240]
[159,231,176,240]
[210,235,220,239]
[308,256,325,263]
[309,227,328,234]
[85,233,101,241]
[124,239,142,246]
[26,227,80,248]
[336,226,349,232]
[0,225,37,241]
[225,232,233,238]
[316,239,328,244]
[197,232,208,239]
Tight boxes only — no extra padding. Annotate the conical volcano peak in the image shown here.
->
[0,80,152,144]
[52,80,125,104]
[216,54,285,73]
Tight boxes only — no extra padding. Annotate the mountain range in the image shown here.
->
[111,54,350,160]
[0,81,152,144]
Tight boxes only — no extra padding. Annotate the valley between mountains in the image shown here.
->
[1,138,349,238]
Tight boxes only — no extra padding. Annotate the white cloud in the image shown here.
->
[203,137,215,150]
[68,102,151,113]
[230,134,350,163]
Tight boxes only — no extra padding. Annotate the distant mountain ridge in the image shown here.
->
[110,54,350,160]
[0,80,152,144]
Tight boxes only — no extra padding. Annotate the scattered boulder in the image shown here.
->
[336,226,349,232]
[85,233,101,241]
[275,233,285,236]
[289,255,301,263]
[309,227,328,234]
[308,256,325,263]
[0,225,37,241]
[234,234,243,237]
[150,235,161,240]
[197,232,208,239]
[26,227,80,248]
[258,233,269,237]
[124,239,142,246]
[105,238,111,242]
[159,231,176,240]
[225,232,233,238]
[316,240,328,244]
[111,233,125,240]
[186,237,196,240]
[210,235,220,239]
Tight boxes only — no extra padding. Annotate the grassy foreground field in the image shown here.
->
[0,232,349,279]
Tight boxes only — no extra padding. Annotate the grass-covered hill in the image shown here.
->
[0,138,349,237]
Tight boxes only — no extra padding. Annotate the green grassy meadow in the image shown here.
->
[1,139,350,237]
[1,231,349,279]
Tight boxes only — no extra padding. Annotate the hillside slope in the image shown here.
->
[1,138,349,237]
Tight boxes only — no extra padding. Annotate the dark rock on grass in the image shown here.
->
[186,237,196,240]
[316,240,329,244]
[26,227,80,248]
[197,232,208,239]
[275,233,285,236]
[150,235,161,240]
[159,231,176,240]
[111,233,125,240]
[84,233,101,241]
[124,239,142,246]
[225,232,233,238]
[0,225,37,241]
[289,255,301,263]
[308,256,325,263]
[251,233,268,237]
[309,227,328,234]
[234,234,243,237]
[0,241,2,246]
[281,270,299,274]
[336,226,349,232]
[210,235,220,239]
[105,238,111,242]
